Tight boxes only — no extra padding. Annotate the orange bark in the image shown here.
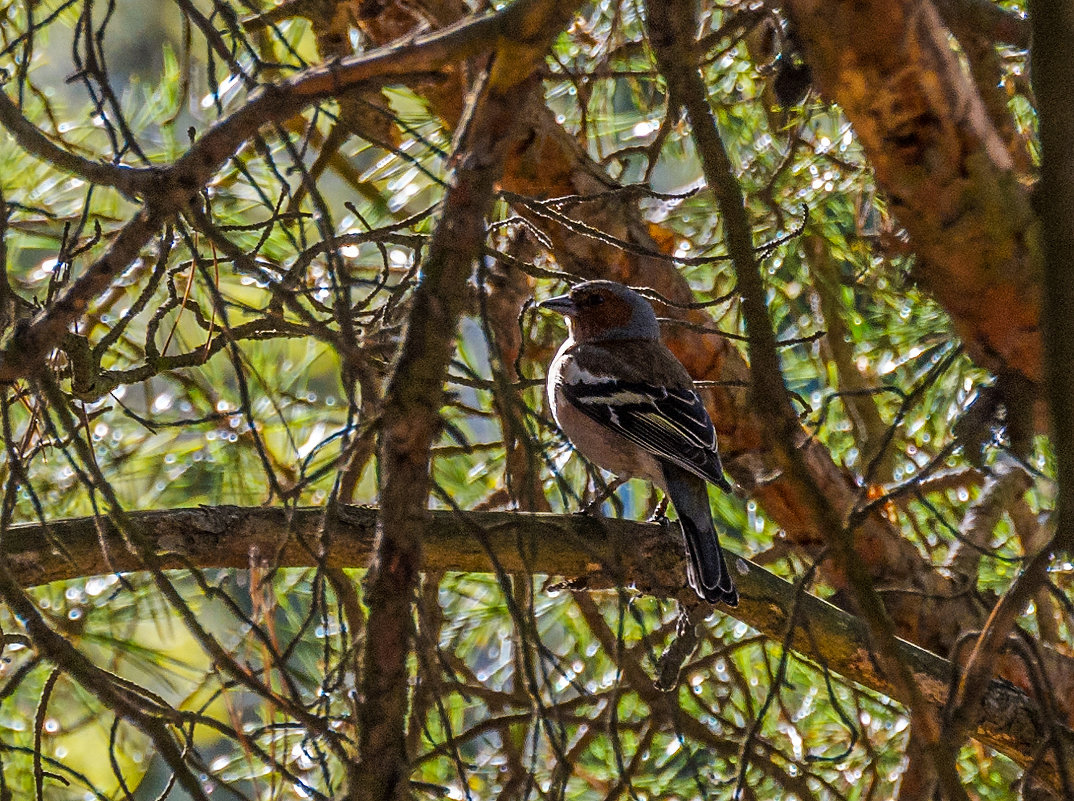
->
[786,0,1041,382]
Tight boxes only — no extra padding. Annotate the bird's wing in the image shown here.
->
[561,378,731,490]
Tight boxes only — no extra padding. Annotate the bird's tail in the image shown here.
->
[678,513,738,606]
[663,465,738,606]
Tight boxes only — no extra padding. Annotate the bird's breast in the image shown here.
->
[547,353,664,488]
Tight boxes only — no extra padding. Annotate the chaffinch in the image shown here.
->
[539,280,738,606]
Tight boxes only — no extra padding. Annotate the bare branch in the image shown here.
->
[2,504,1070,792]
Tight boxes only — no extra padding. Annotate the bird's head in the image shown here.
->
[539,280,660,342]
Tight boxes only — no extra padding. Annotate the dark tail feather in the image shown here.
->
[662,463,738,606]
[679,513,738,606]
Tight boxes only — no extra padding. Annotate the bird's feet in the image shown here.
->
[574,498,605,517]
[647,495,670,526]
[574,476,628,516]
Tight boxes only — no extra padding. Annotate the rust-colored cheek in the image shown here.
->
[573,296,634,339]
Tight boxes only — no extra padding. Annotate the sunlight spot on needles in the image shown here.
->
[200,74,242,109]
[297,422,328,459]
[632,119,660,138]
[33,257,58,281]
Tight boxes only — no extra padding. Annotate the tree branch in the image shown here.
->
[3,504,1070,793]
[783,0,1040,384]
[1031,0,1074,557]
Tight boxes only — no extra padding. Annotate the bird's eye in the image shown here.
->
[584,293,605,307]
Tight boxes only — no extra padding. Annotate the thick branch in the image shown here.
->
[1031,0,1074,556]
[3,505,1069,791]
[1025,4,1074,785]
[783,0,1041,383]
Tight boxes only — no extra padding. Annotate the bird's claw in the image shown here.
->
[647,511,671,527]
[647,495,670,526]
[575,499,605,517]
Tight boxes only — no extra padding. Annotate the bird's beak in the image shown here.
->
[537,294,575,315]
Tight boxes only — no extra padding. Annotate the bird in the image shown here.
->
[539,279,738,606]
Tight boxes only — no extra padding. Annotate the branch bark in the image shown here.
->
[3,504,1070,793]
[1030,0,1074,556]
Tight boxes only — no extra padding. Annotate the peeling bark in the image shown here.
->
[784,0,1042,383]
